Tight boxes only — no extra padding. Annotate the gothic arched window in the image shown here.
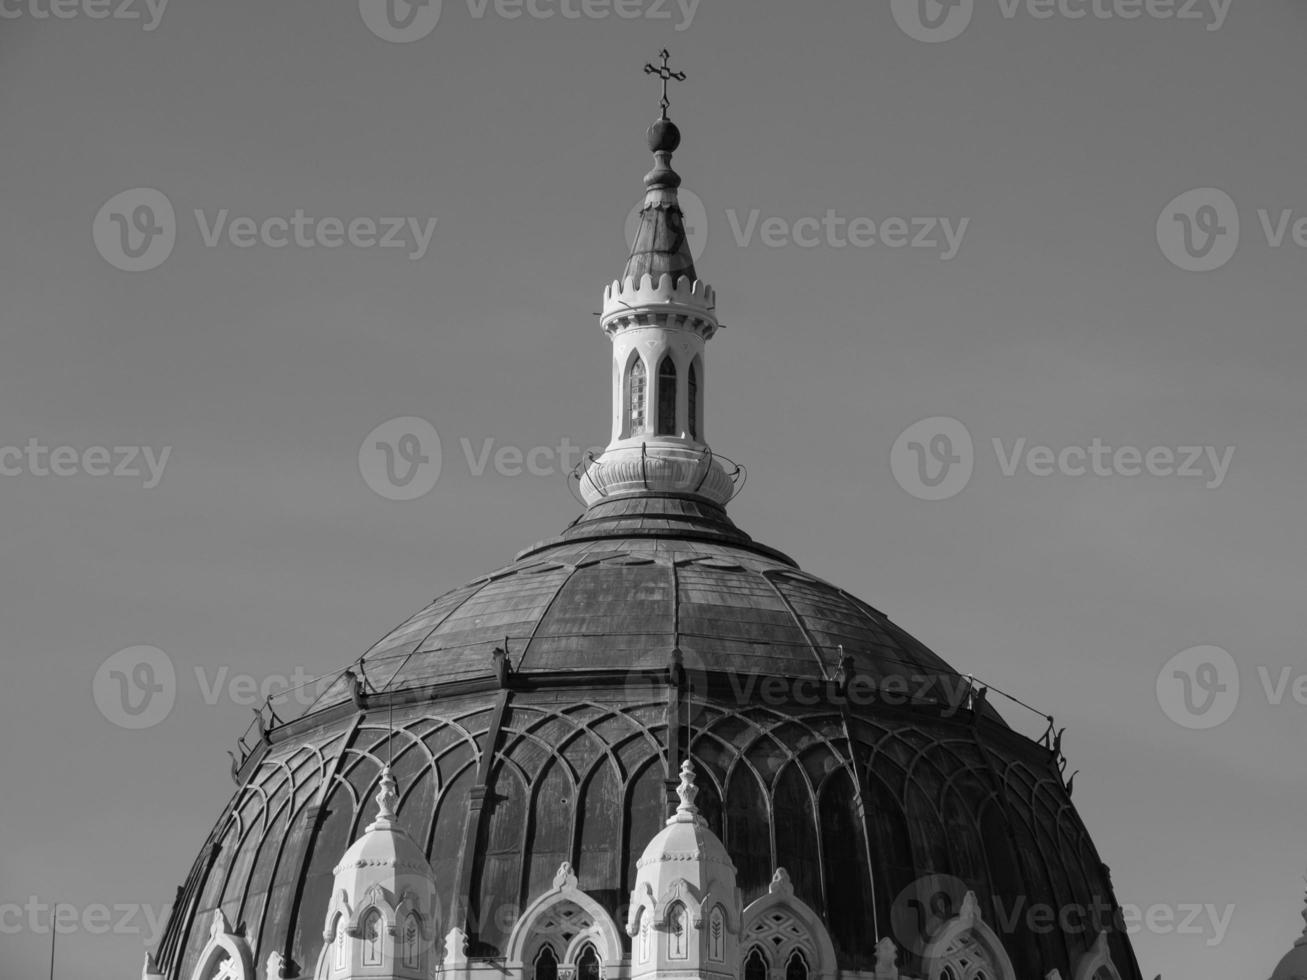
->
[638,909,652,963]
[402,912,421,969]
[744,946,769,980]
[667,902,689,960]
[687,360,700,440]
[932,932,998,980]
[333,915,346,970]
[360,909,383,966]
[533,944,559,980]
[657,356,677,436]
[785,949,810,980]
[576,942,601,980]
[628,358,647,436]
[708,905,725,963]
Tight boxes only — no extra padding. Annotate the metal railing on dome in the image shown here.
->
[226,638,1076,791]
[567,442,748,508]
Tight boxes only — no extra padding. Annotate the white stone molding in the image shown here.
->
[503,862,625,971]
[1071,931,1123,980]
[740,869,838,980]
[920,892,1016,980]
[189,909,256,980]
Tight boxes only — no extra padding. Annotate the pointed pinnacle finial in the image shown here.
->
[371,765,399,828]
[1297,875,1307,945]
[675,759,700,815]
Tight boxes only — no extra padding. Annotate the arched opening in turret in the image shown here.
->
[667,901,689,960]
[785,948,811,980]
[627,357,648,437]
[657,356,677,436]
[688,358,700,440]
[401,911,422,970]
[744,946,769,980]
[576,941,602,980]
[360,908,384,965]
[533,943,559,980]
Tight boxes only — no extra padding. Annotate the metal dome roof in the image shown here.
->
[309,495,1000,726]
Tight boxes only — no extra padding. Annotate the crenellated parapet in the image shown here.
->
[601,274,719,339]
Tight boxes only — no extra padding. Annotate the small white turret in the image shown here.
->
[314,767,442,980]
[580,103,735,509]
[626,761,742,980]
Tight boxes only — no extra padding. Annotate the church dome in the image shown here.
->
[147,71,1143,980]
[1269,893,1307,980]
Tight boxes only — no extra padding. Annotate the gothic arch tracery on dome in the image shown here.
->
[921,892,1017,980]
[1072,931,1124,980]
[189,910,255,980]
[505,863,624,972]
[740,870,838,980]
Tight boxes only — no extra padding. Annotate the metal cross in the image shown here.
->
[644,49,686,119]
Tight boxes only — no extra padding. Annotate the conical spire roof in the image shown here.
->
[621,116,698,287]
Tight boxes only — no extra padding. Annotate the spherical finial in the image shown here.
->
[647,117,681,154]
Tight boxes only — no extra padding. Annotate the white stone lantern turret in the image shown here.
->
[626,761,742,980]
[313,767,442,980]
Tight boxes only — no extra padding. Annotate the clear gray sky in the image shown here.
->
[2,1,1304,978]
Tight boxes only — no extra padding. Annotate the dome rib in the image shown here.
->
[759,568,836,681]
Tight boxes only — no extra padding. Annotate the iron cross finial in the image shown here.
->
[644,49,686,119]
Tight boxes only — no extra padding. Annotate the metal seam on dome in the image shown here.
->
[514,561,585,675]
[758,569,834,681]
[372,579,499,695]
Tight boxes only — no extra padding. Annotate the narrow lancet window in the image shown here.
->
[534,945,559,980]
[657,356,677,436]
[628,358,647,436]
[577,943,602,980]
[688,360,699,440]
